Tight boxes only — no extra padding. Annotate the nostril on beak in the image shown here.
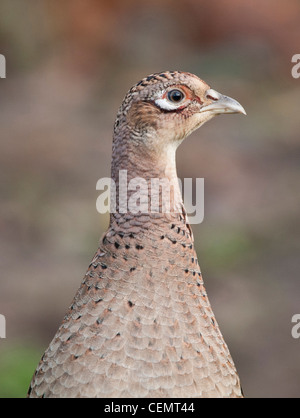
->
[207,94,218,101]
[206,89,221,101]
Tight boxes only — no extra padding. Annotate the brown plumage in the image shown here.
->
[28,71,246,398]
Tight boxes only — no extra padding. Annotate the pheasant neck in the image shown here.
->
[110,132,187,232]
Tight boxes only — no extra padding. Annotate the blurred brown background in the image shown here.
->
[0,0,300,398]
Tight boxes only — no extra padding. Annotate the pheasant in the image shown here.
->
[28,71,246,398]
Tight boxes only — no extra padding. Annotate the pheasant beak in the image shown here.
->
[200,89,246,116]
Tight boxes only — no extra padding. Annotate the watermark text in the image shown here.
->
[291,314,300,339]
[0,314,6,338]
[0,54,6,78]
[96,170,204,224]
[291,54,300,79]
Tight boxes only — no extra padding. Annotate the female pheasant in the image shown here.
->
[28,71,246,398]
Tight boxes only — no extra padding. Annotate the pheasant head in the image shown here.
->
[114,71,245,154]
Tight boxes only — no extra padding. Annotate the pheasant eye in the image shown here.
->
[154,88,188,111]
[167,89,185,103]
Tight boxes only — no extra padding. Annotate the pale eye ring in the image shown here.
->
[167,89,185,103]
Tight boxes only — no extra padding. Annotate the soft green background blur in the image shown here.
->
[0,0,300,398]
